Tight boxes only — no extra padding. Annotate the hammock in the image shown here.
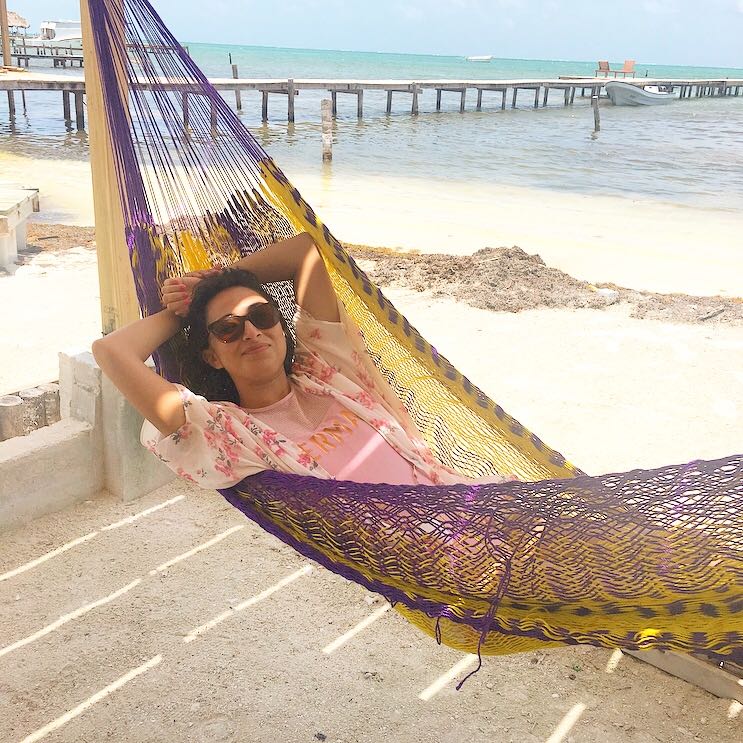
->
[85,0,742,669]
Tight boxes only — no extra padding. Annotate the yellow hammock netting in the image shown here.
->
[85,0,742,669]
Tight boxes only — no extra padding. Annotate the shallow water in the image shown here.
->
[1,46,743,211]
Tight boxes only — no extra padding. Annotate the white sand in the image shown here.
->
[3,150,743,295]
[2,154,742,742]
[2,248,741,477]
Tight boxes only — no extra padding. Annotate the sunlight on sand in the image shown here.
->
[545,702,587,743]
[20,655,163,743]
[183,565,313,643]
[322,603,391,654]
[418,654,479,701]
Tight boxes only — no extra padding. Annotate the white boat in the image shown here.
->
[466,55,494,62]
[11,19,83,53]
[605,80,676,106]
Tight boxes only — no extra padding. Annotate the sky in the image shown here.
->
[11,0,743,67]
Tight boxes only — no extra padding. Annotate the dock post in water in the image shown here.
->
[501,88,507,110]
[435,89,442,111]
[386,90,393,113]
[592,93,600,133]
[356,88,363,118]
[231,63,242,110]
[321,99,332,161]
[62,90,71,124]
[74,91,85,130]
[476,88,483,111]
[261,90,268,121]
[512,87,518,108]
[331,90,337,117]
[533,86,540,108]
[287,78,295,122]
[411,84,419,115]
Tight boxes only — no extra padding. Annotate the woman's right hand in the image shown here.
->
[161,269,219,317]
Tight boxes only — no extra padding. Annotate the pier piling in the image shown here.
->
[321,99,332,161]
[287,78,295,123]
[231,64,242,110]
[74,91,85,130]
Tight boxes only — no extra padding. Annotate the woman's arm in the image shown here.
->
[91,309,186,436]
[162,232,340,322]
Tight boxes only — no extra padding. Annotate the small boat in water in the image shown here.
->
[605,81,676,106]
[466,55,494,62]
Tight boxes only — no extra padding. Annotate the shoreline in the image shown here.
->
[2,148,742,297]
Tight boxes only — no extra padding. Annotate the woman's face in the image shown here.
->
[202,286,288,386]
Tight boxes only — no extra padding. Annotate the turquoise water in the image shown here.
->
[1,44,743,210]
[188,43,743,84]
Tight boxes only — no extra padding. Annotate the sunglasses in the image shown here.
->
[207,302,282,343]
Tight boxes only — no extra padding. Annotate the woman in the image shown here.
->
[93,232,514,489]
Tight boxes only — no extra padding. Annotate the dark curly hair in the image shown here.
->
[178,268,296,404]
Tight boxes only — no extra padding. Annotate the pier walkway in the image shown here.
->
[1,71,742,129]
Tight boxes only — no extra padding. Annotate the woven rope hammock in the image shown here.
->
[86,0,742,670]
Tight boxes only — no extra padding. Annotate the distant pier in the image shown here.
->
[0,71,741,130]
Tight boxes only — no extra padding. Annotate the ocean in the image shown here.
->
[2,44,743,211]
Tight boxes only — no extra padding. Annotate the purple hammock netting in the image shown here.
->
[85,0,742,670]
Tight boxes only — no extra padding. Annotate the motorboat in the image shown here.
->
[466,55,494,62]
[605,80,676,105]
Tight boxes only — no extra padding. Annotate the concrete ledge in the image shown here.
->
[101,374,174,502]
[0,351,175,531]
[0,419,100,529]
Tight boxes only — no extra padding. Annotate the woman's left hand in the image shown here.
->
[161,269,220,317]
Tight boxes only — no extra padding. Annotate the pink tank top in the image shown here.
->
[245,391,432,485]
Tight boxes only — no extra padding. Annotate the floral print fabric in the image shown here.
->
[141,305,512,489]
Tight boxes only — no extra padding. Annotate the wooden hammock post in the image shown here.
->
[80,0,140,334]
[0,0,16,119]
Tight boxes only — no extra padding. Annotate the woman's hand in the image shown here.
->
[161,269,219,317]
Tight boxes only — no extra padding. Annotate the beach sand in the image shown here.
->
[4,149,743,296]
[3,223,742,473]
[1,155,742,742]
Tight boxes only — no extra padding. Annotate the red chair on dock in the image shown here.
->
[594,60,636,78]
[595,61,610,76]
[616,60,636,78]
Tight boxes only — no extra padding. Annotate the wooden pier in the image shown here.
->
[1,71,742,129]
[8,43,84,68]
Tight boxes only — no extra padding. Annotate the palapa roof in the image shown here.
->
[8,11,30,29]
